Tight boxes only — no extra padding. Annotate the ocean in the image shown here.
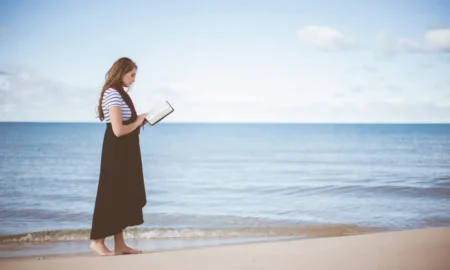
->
[0,123,449,258]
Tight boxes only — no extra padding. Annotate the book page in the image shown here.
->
[145,102,174,125]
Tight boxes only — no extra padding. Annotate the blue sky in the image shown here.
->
[0,0,449,123]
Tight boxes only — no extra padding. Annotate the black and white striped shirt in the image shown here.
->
[102,88,132,122]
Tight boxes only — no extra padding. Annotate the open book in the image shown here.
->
[145,101,174,126]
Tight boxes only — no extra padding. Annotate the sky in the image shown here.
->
[0,0,449,123]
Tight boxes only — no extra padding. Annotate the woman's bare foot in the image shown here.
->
[113,231,142,255]
[90,241,114,256]
[114,245,142,255]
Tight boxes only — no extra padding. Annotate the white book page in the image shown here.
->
[145,102,174,125]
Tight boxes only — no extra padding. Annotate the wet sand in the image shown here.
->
[1,227,449,270]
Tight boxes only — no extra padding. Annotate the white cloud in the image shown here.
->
[0,69,186,122]
[0,67,98,122]
[292,101,450,123]
[0,62,447,123]
[435,101,450,108]
[398,38,423,53]
[425,29,450,52]
[177,101,450,123]
[396,28,450,53]
[297,26,355,51]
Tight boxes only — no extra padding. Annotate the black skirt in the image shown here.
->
[90,123,147,240]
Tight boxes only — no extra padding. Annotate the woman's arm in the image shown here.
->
[109,106,142,137]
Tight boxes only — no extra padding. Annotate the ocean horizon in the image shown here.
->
[1,122,449,258]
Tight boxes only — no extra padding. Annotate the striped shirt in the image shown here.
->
[102,88,132,123]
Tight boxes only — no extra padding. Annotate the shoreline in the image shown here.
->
[2,227,450,270]
[0,223,384,259]
[0,235,304,260]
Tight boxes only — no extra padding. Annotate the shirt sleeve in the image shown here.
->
[103,89,123,111]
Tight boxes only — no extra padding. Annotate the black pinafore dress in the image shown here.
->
[90,107,147,240]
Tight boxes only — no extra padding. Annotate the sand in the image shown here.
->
[1,227,449,270]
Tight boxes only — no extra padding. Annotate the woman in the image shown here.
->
[90,57,148,256]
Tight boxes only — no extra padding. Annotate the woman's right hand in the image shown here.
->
[137,113,148,126]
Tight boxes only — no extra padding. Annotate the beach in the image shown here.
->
[1,123,450,264]
[1,227,449,270]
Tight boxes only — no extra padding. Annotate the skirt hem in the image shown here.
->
[89,217,144,240]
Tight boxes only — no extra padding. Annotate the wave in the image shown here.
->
[257,184,450,198]
[0,224,380,243]
[433,176,450,187]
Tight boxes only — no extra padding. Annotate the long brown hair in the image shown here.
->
[97,57,137,121]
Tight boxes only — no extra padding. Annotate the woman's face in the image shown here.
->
[122,68,136,87]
